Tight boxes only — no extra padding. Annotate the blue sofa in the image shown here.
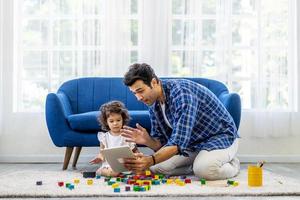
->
[45,77,241,170]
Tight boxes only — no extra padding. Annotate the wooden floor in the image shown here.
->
[0,163,300,200]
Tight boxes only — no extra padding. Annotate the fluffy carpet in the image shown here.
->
[0,168,300,198]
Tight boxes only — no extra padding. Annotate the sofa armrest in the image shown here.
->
[45,92,73,147]
[218,92,241,129]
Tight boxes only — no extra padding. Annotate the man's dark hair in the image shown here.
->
[123,63,159,87]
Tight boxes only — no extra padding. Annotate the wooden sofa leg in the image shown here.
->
[63,147,73,170]
[72,147,82,169]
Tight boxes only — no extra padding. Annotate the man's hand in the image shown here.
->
[123,152,153,173]
[121,124,151,145]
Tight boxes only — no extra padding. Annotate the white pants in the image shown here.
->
[150,139,240,180]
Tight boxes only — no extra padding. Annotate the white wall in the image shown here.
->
[0,0,300,164]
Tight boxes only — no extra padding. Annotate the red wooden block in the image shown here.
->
[58,181,64,187]
[185,179,191,184]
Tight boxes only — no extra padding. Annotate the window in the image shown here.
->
[14,0,138,111]
[14,0,296,112]
[170,0,296,110]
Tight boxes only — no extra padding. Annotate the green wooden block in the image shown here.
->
[200,178,206,185]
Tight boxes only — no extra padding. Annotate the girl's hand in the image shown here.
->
[89,156,103,164]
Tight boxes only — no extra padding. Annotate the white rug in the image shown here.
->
[0,168,300,198]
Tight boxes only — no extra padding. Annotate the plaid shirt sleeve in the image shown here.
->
[164,91,198,155]
[149,108,168,146]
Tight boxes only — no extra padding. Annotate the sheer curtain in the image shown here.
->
[100,0,131,75]
[0,0,3,134]
[139,0,171,75]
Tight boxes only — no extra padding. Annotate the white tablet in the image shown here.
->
[100,145,135,173]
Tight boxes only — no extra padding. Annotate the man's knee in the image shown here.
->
[193,161,220,180]
[150,163,174,175]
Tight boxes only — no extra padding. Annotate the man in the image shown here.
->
[121,63,240,180]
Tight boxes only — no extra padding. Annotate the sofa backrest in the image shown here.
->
[58,77,229,114]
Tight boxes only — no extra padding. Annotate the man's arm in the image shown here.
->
[151,145,178,164]
[146,137,162,152]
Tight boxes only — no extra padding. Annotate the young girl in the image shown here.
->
[89,100,137,176]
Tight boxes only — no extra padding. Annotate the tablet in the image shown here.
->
[100,145,135,173]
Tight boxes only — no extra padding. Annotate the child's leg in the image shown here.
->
[99,167,119,177]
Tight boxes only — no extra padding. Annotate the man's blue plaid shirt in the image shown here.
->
[149,79,239,156]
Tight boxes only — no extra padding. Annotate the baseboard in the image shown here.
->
[237,154,300,163]
[1,154,300,163]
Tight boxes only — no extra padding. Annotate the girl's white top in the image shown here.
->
[97,131,136,168]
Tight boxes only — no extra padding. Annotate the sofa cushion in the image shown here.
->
[67,110,151,132]
[68,111,100,132]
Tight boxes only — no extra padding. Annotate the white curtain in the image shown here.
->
[0,0,3,134]
[100,0,131,75]
[139,0,171,75]
[240,111,300,138]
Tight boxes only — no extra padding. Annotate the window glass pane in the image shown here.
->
[262,49,288,79]
[82,19,101,46]
[260,79,289,109]
[171,50,182,72]
[172,20,182,45]
[131,19,138,46]
[171,51,192,76]
[232,80,252,109]
[23,20,49,47]
[201,51,216,76]
[23,51,48,79]
[202,19,216,46]
[232,18,257,46]
[261,1,288,46]
[172,20,195,46]
[232,0,256,15]
[131,50,138,63]
[172,0,191,15]
[202,0,216,15]
[131,0,138,14]
[52,51,74,79]
[82,51,101,75]
[172,0,184,14]
[23,0,50,16]
[21,80,48,111]
[52,0,79,15]
[53,20,76,46]
[82,0,103,15]
[231,50,256,78]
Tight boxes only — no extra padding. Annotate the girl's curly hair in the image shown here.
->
[98,101,130,131]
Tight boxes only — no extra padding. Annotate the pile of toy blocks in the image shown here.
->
[103,170,193,192]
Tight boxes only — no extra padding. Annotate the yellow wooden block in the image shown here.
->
[166,179,173,184]
[233,181,239,186]
[145,170,151,176]
[74,179,80,184]
[112,183,119,188]
[175,179,181,183]
[87,179,93,185]
[177,181,185,186]
[154,175,159,180]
